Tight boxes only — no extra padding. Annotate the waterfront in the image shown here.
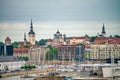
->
[0,76,34,80]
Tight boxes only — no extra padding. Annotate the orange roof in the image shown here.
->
[94,37,108,44]
[14,48,29,53]
[5,37,11,41]
[94,37,120,44]
[47,38,53,42]
[108,38,120,44]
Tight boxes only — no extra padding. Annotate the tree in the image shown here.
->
[21,65,36,70]
[90,36,97,42]
[85,34,89,38]
[46,45,58,60]
[37,39,48,46]
[0,42,4,46]
[24,45,29,48]
[12,41,19,48]
[114,35,120,38]
[17,56,29,61]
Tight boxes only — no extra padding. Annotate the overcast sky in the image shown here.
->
[0,0,120,42]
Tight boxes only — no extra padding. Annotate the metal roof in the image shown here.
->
[0,56,24,62]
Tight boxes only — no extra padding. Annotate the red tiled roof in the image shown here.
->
[5,37,11,41]
[47,38,53,42]
[94,37,120,44]
[66,36,89,40]
[108,38,120,44]
[14,48,29,53]
[94,37,108,44]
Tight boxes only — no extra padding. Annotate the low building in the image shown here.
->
[69,37,90,45]
[0,37,13,56]
[58,44,85,62]
[29,46,49,65]
[0,45,13,56]
[0,56,25,72]
[90,44,120,63]
[13,47,29,57]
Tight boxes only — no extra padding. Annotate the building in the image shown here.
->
[94,37,108,44]
[94,37,120,44]
[29,46,49,65]
[46,30,66,47]
[53,30,64,46]
[5,37,11,45]
[58,44,85,62]
[69,36,90,45]
[0,37,13,56]
[28,20,36,45]
[13,47,29,57]
[90,44,120,63]
[46,38,53,46]
[13,33,31,57]
[17,33,31,48]
[0,45,13,56]
[0,56,25,72]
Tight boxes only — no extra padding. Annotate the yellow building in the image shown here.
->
[90,44,120,62]
[28,20,36,45]
[69,37,89,45]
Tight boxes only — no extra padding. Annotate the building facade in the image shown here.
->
[28,20,36,45]
[58,44,85,62]
[0,37,13,56]
[90,44,120,63]
[29,47,49,65]
[5,37,11,45]
[0,56,25,72]
[13,47,29,57]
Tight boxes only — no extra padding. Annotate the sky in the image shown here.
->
[0,0,120,42]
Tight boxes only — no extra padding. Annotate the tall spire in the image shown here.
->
[102,23,106,34]
[28,19,35,34]
[24,33,27,41]
[31,19,33,26]
[30,19,33,31]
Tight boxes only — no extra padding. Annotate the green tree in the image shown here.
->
[0,42,4,46]
[24,45,29,48]
[37,39,48,46]
[17,56,29,61]
[114,35,120,38]
[90,36,97,42]
[46,45,58,60]
[22,56,29,61]
[85,34,89,38]
[12,41,19,48]
[21,65,36,70]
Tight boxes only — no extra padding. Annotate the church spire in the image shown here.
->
[30,19,33,32]
[24,33,27,41]
[28,19,35,34]
[102,23,106,34]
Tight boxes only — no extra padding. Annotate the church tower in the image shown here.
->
[28,20,36,45]
[24,33,27,46]
[101,23,106,36]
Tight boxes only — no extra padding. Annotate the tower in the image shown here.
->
[5,37,11,45]
[101,23,106,36]
[24,33,27,46]
[28,20,36,45]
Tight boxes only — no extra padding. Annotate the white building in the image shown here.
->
[29,47,49,65]
[90,44,120,62]
[0,56,25,72]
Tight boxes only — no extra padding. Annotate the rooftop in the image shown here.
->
[5,37,11,41]
[0,56,24,62]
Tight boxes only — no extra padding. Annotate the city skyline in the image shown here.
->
[0,0,120,42]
